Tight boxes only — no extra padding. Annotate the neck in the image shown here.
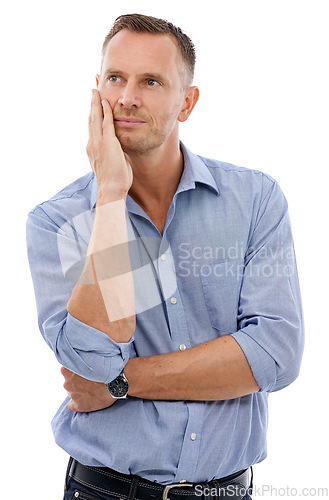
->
[127,138,183,211]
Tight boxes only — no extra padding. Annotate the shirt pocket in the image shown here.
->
[200,261,242,334]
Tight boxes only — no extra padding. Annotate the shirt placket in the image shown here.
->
[174,402,205,482]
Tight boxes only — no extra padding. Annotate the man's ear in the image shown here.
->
[178,86,200,123]
[96,74,100,88]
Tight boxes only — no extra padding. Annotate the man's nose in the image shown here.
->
[118,83,142,108]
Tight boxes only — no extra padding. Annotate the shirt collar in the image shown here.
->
[89,142,219,210]
[178,142,219,196]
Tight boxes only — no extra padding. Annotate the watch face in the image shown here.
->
[108,374,129,398]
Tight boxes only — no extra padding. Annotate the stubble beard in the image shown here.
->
[117,130,169,155]
[114,110,179,156]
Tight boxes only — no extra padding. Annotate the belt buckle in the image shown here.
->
[162,481,194,500]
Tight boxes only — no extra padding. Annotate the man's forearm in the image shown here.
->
[125,335,260,401]
[67,197,135,343]
[62,334,260,412]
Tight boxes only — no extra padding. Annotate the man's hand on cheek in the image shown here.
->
[87,89,133,203]
[61,367,116,412]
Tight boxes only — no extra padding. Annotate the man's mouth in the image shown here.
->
[114,116,146,128]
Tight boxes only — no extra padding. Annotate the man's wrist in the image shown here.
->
[123,357,145,398]
[96,188,127,206]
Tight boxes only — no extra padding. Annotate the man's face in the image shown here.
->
[97,30,189,155]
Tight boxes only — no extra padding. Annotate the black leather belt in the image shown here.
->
[69,458,251,500]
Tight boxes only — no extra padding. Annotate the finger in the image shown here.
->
[60,366,74,378]
[101,99,116,137]
[61,366,70,377]
[68,400,76,412]
[88,89,103,140]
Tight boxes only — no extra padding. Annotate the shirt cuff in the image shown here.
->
[232,329,277,392]
[64,312,134,383]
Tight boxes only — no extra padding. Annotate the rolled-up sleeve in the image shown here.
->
[232,179,304,392]
[26,206,133,383]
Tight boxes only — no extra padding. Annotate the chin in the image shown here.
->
[119,131,170,156]
[119,138,161,156]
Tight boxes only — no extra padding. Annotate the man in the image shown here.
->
[27,13,304,500]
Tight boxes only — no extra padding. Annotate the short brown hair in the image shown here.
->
[101,13,196,87]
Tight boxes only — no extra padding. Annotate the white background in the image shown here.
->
[2,0,328,498]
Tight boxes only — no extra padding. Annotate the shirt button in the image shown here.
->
[179,344,186,351]
[190,433,197,441]
[170,297,177,305]
[160,254,166,261]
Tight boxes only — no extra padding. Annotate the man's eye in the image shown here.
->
[147,79,160,87]
[108,76,121,83]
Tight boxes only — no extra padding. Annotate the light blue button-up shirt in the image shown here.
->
[26,143,304,484]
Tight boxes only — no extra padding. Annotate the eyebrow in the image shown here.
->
[102,68,170,85]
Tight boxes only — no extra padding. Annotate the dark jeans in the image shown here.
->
[63,467,253,500]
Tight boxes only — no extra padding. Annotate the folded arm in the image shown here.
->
[62,334,259,412]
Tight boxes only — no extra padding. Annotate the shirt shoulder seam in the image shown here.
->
[201,157,276,184]
[29,173,94,215]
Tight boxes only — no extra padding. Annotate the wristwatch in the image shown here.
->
[106,371,129,399]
